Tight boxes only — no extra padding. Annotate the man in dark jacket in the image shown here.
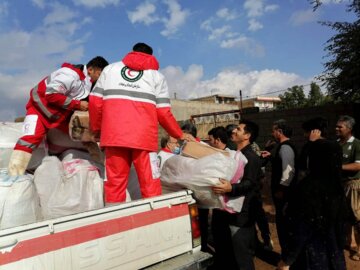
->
[212,120,262,270]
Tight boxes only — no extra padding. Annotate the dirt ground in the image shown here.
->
[253,177,359,270]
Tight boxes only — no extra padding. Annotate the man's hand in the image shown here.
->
[261,150,271,158]
[79,101,89,111]
[309,129,321,141]
[212,179,232,194]
[180,133,196,142]
[277,260,289,270]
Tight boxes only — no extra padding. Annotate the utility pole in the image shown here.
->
[239,89,243,112]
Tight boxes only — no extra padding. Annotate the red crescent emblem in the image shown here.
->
[127,69,135,77]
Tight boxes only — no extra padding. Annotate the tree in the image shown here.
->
[307,82,325,106]
[310,0,360,102]
[277,85,307,110]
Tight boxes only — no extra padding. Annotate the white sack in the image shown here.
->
[60,149,105,178]
[34,157,104,219]
[0,122,46,171]
[160,153,238,208]
[0,173,42,229]
[33,157,63,219]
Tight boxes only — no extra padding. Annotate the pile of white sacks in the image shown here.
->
[0,155,104,230]
[0,122,104,230]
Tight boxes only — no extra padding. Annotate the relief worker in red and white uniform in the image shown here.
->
[8,56,109,176]
[89,43,193,203]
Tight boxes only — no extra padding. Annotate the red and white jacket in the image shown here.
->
[89,52,183,151]
[26,63,91,128]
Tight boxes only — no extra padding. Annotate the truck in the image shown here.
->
[0,190,212,270]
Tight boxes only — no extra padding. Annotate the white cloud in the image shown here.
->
[0,3,91,119]
[220,36,265,57]
[321,0,344,4]
[290,9,320,26]
[162,64,204,99]
[208,25,232,40]
[73,0,120,8]
[216,8,238,21]
[243,1,278,34]
[162,65,307,100]
[44,3,77,26]
[244,0,279,18]
[244,0,263,18]
[127,0,189,37]
[200,19,212,31]
[248,18,263,31]
[31,0,45,9]
[161,0,190,36]
[264,4,279,13]
[128,2,159,25]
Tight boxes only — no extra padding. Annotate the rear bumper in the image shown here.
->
[143,251,213,270]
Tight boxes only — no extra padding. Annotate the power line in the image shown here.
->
[241,81,322,100]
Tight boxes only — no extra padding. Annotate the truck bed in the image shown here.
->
[0,190,211,270]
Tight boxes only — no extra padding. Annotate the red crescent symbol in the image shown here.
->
[127,69,135,77]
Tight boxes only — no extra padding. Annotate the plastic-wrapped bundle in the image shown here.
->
[0,122,46,171]
[160,153,237,209]
[34,156,104,219]
[0,173,42,229]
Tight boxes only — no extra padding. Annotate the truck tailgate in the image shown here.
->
[0,191,195,270]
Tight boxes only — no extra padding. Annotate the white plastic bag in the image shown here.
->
[34,157,104,219]
[160,153,238,208]
[0,173,42,229]
[0,122,46,171]
[60,149,105,178]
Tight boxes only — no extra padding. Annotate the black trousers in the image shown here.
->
[211,209,256,270]
[198,208,210,251]
[273,196,288,251]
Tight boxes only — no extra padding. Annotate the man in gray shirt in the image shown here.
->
[261,119,296,251]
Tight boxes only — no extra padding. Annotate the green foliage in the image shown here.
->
[311,0,360,103]
[276,82,329,110]
[307,82,325,106]
[277,85,307,110]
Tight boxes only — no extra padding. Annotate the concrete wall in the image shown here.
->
[160,101,360,152]
[170,99,239,121]
[239,103,360,153]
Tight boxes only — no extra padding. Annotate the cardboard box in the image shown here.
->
[69,111,95,142]
[181,141,229,159]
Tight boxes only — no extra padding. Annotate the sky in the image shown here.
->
[0,0,356,121]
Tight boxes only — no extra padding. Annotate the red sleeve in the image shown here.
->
[89,95,103,133]
[46,93,81,110]
[157,107,183,139]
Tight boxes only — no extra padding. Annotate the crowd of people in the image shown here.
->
[159,116,359,270]
[7,41,360,270]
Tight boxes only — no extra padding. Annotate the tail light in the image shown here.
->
[189,203,201,248]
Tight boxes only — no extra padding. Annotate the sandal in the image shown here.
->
[350,252,360,261]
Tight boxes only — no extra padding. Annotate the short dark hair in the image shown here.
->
[240,119,259,143]
[273,119,293,138]
[208,126,228,144]
[225,124,237,138]
[160,135,170,148]
[133,43,153,55]
[181,122,197,138]
[87,56,109,70]
[302,117,328,137]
